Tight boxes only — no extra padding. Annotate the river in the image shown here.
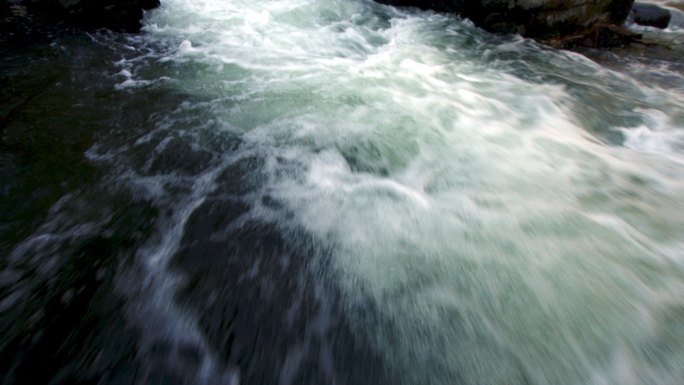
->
[1,0,684,384]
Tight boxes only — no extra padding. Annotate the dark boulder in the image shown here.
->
[376,0,636,38]
[631,3,672,29]
[61,0,160,32]
[8,0,160,32]
[544,22,642,49]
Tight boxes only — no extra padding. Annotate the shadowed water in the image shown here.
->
[1,1,684,384]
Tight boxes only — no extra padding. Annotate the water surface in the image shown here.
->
[2,1,684,384]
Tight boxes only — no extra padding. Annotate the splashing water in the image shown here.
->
[2,0,684,384]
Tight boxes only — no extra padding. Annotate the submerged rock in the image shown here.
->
[376,0,635,38]
[631,3,672,29]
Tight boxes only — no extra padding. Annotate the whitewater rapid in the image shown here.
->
[2,0,684,384]
[128,0,684,383]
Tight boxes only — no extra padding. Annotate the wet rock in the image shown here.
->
[544,23,642,49]
[4,0,160,33]
[376,0,636,39]
[61,0,160,32]
[631,3,672,29]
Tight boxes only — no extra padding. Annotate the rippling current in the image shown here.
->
[2,0,684,384]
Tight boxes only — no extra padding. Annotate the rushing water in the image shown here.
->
[2,0,684,384]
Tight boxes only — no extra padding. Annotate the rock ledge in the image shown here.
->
[376,0,636,44]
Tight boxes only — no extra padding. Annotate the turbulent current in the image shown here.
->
[2,0,684,384]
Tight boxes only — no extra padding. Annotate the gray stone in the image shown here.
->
[631,3,671,29]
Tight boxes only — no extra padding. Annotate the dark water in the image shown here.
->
[0,30,389,385]
[2,1,684,384]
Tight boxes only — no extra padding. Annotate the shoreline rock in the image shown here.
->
[376,0,637,47]
[542,23,642,49]
[1,0,159,39]
[631,3,672,29]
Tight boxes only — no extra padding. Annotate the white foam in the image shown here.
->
[115,78,152,90]
[620,108,684,163]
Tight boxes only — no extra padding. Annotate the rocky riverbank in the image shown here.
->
[374,0,684,50]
